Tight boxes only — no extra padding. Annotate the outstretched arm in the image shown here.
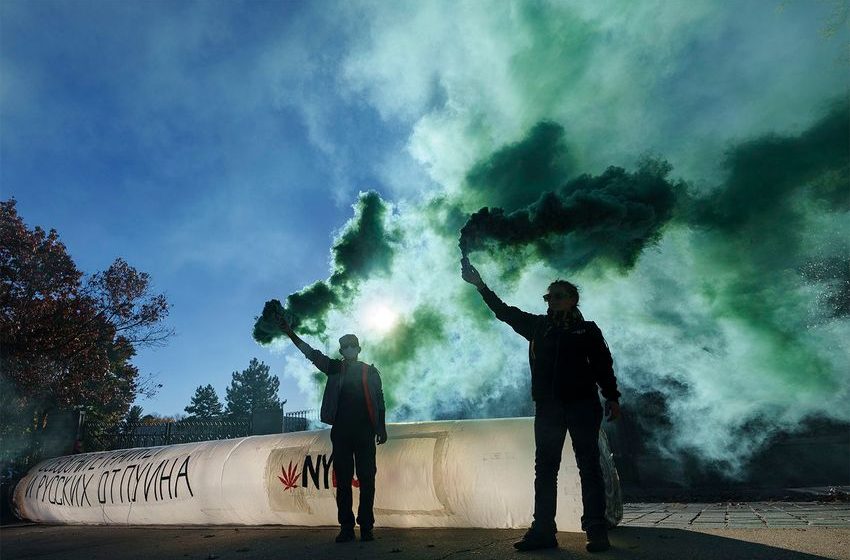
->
[279,317,334,375]
[461,257,538,340]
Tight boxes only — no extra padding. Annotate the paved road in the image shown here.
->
[2,503,848,560]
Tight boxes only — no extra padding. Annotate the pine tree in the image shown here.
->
[225,358,280,416]
[184,384,224,419]
[125,405,144,424]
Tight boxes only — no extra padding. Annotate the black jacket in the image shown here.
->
[308,350,387,434]
[479,285,621,403]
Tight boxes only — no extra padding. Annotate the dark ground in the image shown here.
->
[1,523,848,560]
[2,502,849,560]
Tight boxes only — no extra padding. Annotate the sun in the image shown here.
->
[363,302,399,334]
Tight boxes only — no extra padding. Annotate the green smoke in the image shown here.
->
[691,101,848,327]
[801,257,850,319]
[371,306,446,365]
[675,101,850,393]
[264,0,848,477]
[368,305,447,411]
[463,121,574,212]
[329,190,400,287]
[253,191,400,341]
[688,101,849,231]
[460,150,682,273]
[252,299,288,344]
[271,104,848,479]
[458,102,848,327]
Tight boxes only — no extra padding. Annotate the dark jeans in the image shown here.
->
[531,398,605,534]
[331,426,376,530]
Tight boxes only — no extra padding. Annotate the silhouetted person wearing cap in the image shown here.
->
[461,257,621,553]
[279,318,388,543]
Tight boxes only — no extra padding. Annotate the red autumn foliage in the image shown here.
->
[0,199,173,434]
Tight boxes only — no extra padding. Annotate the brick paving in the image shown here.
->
[622,502,850,529]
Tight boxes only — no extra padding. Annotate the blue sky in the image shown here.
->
[1,0,413,414]
[2,0,848,460]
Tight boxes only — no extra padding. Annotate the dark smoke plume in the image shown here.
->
[459,100,848,282]
[252,299,288,345]
[460,158,682,272]
[464,121,575,212]
[328,190,399,287]
[449,102,848,478]
[681,100,849,325]
[687,101,849,231]
[253,191,400,341]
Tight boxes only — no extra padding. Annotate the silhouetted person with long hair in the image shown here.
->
[279,317,387,543]
[461,257,620,552]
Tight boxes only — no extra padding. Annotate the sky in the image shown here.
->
[2,0,848,473]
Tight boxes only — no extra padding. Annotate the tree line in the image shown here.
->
[121,357,283,424]
[2,199,172,463]
[181,357,283,420]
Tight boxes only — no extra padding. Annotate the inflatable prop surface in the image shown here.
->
[14,418,622,530]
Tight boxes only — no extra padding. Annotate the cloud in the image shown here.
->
[339,0,848,190]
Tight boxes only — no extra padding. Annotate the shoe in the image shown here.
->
[585,525,610,552]
[335,526,355,543]
[513,528,558,551]
[360,528,374,542]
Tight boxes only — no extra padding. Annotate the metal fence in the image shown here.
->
[88,417,252,450]
[85,409,319,451]
[283,409,317,433]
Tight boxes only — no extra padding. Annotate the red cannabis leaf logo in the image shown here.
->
[278,460,300,491]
